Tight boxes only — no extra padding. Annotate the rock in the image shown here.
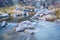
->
[56,19,60,22]
[38,14,57,21]
[45,15,56,21]
[55,8,60,19]
[15,21,35,33]
[1,21,7,28]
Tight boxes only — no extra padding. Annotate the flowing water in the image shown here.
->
[0,21,60,40]
[12,0,20,8]
[0,0,60,40]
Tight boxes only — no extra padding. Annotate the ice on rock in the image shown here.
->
[15,21,35,34]
[1,21,7,28]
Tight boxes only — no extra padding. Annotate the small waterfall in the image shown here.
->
[13,0,19,5]
[12,0,20,8]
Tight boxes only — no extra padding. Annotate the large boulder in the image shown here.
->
[15,21,35,33]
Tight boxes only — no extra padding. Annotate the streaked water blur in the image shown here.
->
[0,21,60,40]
